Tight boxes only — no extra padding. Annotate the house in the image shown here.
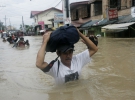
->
[30,7,62,34]
[70,1,91,27]
[70,0,135,37]
[70,0,102,35]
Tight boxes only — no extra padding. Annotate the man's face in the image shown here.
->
[59,49,73,67]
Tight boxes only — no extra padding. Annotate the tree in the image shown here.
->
[20,24,23,30]
[0,21,4,31]
[20,24,34,33]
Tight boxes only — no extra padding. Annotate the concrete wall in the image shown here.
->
[33,9,62,25]
[102,0,131,18]
[91,0,133,19]
[38,10,62,25]
[72,0,132,24]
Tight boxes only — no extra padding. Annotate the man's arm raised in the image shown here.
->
[77,29,98,57]
[36,32,52,69]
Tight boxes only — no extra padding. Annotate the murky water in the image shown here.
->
[0,36,135,100]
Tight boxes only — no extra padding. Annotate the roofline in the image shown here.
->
[88,0,102,4]
[34,7,62,15]
[30,11,42,18]
[70,1,89,9]
[70,1,89,6]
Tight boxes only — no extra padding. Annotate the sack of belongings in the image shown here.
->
[46,25,79,52]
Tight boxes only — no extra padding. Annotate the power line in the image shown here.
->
[42,0,62,17]
[0,0,59,12]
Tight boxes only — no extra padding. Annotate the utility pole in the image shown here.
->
[0,6,6,31]
[0,20,2,31]
[9,18,11,30]
[4,15,8,31]
[62,0,71,26]
[22,16,25,33]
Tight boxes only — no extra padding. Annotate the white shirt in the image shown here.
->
[46,49,91,84]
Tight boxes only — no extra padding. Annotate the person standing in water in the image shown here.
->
[36,27,98,84]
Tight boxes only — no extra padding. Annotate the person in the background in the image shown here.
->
[3,38,6,42]
[24,40,30,46]
[7,35,13,44]
[1,32,3,38]
[12,35,19,48]
[36,27,98,85]
[17,37,25,47]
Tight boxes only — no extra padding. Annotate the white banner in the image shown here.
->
[131,7,135,17]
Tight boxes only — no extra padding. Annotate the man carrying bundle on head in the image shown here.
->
[36,26,98,85]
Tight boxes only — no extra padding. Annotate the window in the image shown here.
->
[94,2,102,16]
[78,5,90,19]
[109,0,121,10]
[78,8,82,18]
[71,9,78,21]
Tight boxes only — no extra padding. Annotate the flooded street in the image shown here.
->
[0,36,135,100]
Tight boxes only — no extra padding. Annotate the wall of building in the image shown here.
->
[91,0,133,20]
[32,9,62,27]
[102,0,131,18]
[37,10,62,25]
[91,4,103,20]
[71,4,92,26]
[118,8,131,16]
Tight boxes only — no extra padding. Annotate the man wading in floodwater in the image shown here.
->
[36,26,98,85]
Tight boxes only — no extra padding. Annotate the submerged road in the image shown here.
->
[0,36,135,100]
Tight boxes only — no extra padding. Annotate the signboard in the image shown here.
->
[38,21,45,30]
[131,7,135,17]
[54,13,63,23]
[63,18,71,24]
[108,8,118,20]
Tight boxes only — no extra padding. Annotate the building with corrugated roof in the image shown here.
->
[30,7,62,34]
[70,0,135,38]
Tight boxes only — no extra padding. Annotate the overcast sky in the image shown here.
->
[0,0,88,29]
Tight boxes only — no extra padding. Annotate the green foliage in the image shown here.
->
[20,24,34,32]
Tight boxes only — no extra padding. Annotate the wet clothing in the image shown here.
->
[18,41,25,46]
[46,50,91,84]
[7,36,13,44]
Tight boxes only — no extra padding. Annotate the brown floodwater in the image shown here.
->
[0,36,135,100]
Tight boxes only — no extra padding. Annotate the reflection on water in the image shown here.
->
[0,36,135,100]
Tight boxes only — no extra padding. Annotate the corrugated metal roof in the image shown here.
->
[102,22,135,30]
[96,16,126,26]
[80,15,130,29]
[31,11,41,15]
[116,15,135,23]
[80,19,101,28]
[129,17,135,22]
[30,11,42,18]
[98,19,117,25]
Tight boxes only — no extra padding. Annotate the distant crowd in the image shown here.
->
[1,32,30,47]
